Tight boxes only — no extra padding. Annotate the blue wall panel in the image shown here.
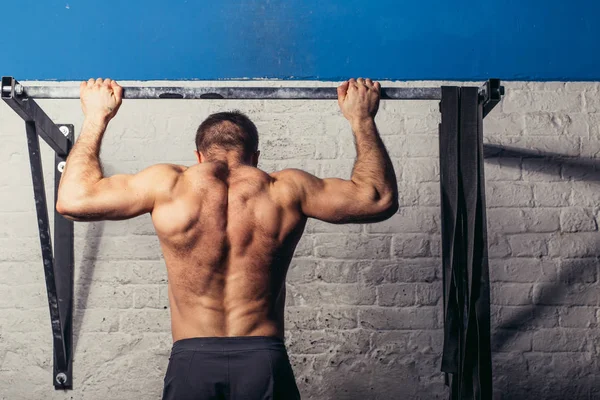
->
[1,0,598,81]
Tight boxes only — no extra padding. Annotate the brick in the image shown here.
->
[76,284,134,309]
[293,234,314,257]
[533,282,600,306]
[558,258,598,284]
[289,283,376,306]
[503,91,582,114]
[402,158,439,182]
[570,182,600,207]
[287,258,318,284]
[486,182,533,207]
[491,283,533,305]
[305,218,361,234]
[119,310,170,332]
[314,135,338,159]
[532,328,592,352]
[548,233,599,258]
[487,208,562,234]
[559,306,598,328]
[359,259,438,284]
[490,258,559,283]
[487,234,511,258]
[371,330,443,354]
[132,285,161,308]
[507,233,551,257]
[0,284,47,309]
[483,113,523,136]
[73,308,120,332]
[0,262,44,285]
[532,182,571,206]
[285,307,358,330]
[491,329,532,352]
[392,234,430,258]
[314,234,391,259]
[403,113,440,135]
[314,260,359,283]
[359,307,439,330]
[522,158,561,181]
[560,208,598,232]
[377,284,416,306]
[403,135,439,157]
[484,158,522,181]
[366,207,439,234]
[286,329,370,355]
[415,282,443,306]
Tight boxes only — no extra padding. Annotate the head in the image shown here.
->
[194,111,260,166]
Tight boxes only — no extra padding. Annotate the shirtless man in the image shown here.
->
[56,77,398,399]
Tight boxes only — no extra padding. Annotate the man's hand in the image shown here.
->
[80,78,123,124]
[337,78,381,123]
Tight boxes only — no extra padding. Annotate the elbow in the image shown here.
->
[358,187,399,222]
[374,193,399,221]
[56,196,87,220]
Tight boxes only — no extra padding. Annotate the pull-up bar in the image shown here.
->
[4,81,441,100]
[0,75,504,391]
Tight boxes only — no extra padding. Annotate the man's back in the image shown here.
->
[56,77,398,399]
[152,163,306,341]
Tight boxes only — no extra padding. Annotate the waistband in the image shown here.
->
[171,336,286,354]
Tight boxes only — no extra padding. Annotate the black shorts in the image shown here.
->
[162,336,301,400]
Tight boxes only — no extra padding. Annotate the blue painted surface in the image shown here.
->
[1,0,598,81]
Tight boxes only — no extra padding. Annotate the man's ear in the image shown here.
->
[194,150,203,164]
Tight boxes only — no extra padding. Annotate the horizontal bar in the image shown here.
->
[16,85,442,100]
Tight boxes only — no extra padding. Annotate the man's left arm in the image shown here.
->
[56,78,181,222]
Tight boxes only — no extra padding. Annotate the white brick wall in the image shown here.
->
[0,81,599,399]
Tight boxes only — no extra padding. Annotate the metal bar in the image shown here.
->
[25,122,69,380]
[2,78,69,156]
[53,124,74,389]
[13,84,442,100]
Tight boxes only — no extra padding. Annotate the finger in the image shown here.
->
[103,78,112,88]
[337,81,349,105]
[87,78,95,87]
[374,81,381,92]
[80,81,87,90]
[348,78,358,91]
[357,78,366,87]
[365,78,374,89]
[111,80,124,99]
[95,78,104,86]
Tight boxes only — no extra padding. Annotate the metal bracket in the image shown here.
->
[2,77,69,156]
[479,79,504,118]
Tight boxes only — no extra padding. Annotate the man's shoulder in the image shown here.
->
[269,168,311,184]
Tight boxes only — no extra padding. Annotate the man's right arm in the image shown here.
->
[273,78,399,224]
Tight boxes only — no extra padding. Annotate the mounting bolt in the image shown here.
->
[15,84,24,95]
[57,161,66,173]
[59,126,70,136]
[55,373,68,385]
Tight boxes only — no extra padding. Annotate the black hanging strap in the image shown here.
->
[439,87,493,400]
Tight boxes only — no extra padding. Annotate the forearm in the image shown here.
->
[58,118,108,200]
[349,118,398,204]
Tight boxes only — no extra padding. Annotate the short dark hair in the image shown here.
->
[195,111,259,158]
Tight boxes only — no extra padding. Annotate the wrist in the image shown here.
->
[83,115,109,130]
[350,117,376,130]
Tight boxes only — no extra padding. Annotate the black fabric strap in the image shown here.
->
[439,86,493,400]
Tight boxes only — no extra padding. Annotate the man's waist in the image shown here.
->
[171,335,286,354]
